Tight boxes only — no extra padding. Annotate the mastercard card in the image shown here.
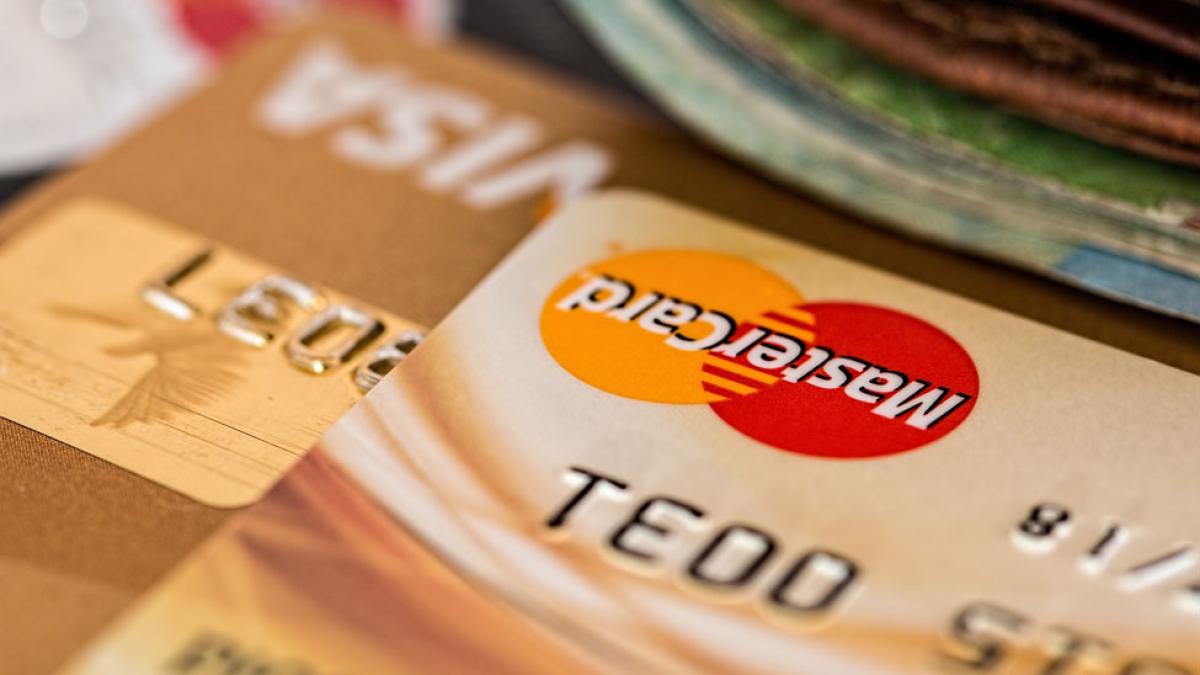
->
[64,192,1200,673]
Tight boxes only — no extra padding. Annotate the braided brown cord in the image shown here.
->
[1024,0,1200,60]
[780,0,1200,165]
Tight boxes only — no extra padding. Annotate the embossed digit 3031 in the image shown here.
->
[141,248,423,393]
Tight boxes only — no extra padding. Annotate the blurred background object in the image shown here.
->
[564,0,1200,322]
[460,0,649,104]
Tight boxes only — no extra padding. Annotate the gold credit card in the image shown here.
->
[66,192,1200,673]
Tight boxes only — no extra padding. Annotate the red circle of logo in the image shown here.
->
[708,303,978,459]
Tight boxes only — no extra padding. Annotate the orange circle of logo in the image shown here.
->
[540,250,805,403]
[540,250,978,459]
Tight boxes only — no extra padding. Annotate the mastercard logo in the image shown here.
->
[540,250,979,460]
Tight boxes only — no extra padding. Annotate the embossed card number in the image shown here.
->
[144,248,421,388]
[0,200,424,506]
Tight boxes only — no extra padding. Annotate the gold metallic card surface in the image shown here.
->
[0,199,422,506]
[65,192,1200,673]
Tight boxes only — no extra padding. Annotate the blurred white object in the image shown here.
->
[0,0,455,175]
[0,0,203,173]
